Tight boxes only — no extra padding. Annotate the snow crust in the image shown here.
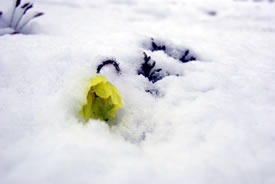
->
[1,0,275,183]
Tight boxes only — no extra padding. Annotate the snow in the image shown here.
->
[1,0,275,183]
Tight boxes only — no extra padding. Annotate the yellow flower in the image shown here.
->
[80,75,122,122]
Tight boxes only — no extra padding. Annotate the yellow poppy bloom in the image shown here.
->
[80,75,122,122]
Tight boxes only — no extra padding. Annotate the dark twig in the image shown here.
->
[97,59,121,74]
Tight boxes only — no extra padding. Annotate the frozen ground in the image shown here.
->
[0,0,275,183]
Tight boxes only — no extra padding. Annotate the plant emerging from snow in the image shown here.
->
[138,52,165,83]
[0,0,44,35]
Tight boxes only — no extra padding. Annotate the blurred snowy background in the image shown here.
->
[0,0,275,183]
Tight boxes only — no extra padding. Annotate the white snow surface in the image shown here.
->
[1,0,275,183]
